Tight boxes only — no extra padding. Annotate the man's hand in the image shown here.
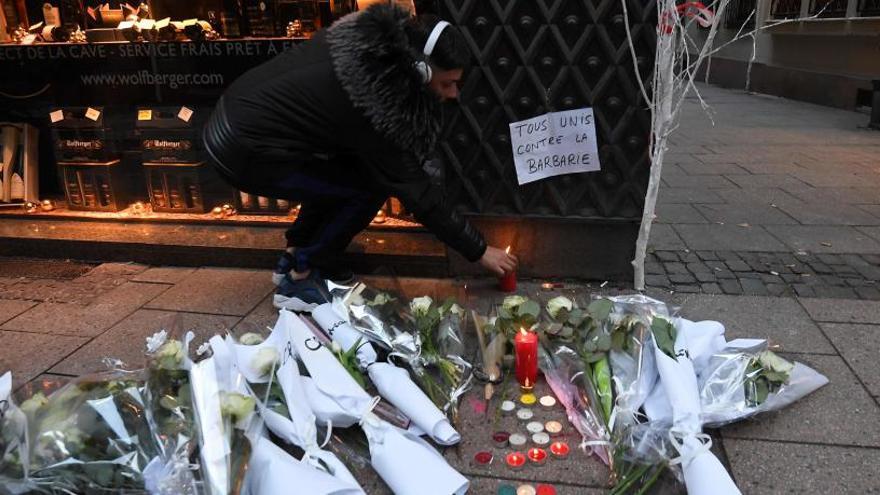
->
[479,245,518,277]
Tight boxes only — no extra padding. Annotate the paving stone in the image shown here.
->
[673,284,700,293]
[700,283,722,294]
[725,260,751,272]
[781,273,801,283]
[0,299,36,325]
[718,279,742,295]
[808,262,833,274]
[788,263,812,274]
[855,287,880,300]
[645,262,665,275]
[812,286,858,299]
[655,203,710,224]
[146,267,274,316]
[0,282,169,337]
[739,278,769,295]
[792,284,816,297]
[831,264,859,276]
[799,298,880,323]
[816,254,843,265]
[675,225,788,252]
[737,272,761,279]
[725,439,880,495]
[863,254,880,265]
[467,478,605,495]
[680,252,700,264]
[766,283,789,296]
[131,266,198,284]
[232,294,279,335]
[655,251,680,262]
[664,262,688,275]
[694,203,798,225]
[853,263,880,280]
[647,224,687,250]
[645,274,671,288]
[658,187,725,204]
[696,250,719,261]
[695,271,717,283]
[684,262,710,274]
[776,201,880,226]
[673,294,835,354]
[819,275,845,286]
[716,269,736,279]
[705,260,727,271]
[846,278,871,287]
[771,226,880,254]
[677,162,749,175]
[747,259,769,272]
[51,309,241,375]
[722,354,880,447]
[759,273,782,284]
[821,323,880,396]
[716,251,741,262]
[0,330,88,388]
[725,174,809,189]
[669,273,697,284]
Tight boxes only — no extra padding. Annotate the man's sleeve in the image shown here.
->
[360,149,487,262]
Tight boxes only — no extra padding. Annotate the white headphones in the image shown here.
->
[414,20,451,84]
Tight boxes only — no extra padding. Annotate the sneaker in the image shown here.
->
[272,251,296,286]
[272,271,331,313]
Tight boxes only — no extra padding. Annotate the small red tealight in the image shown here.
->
[536,484,557,495]
[549,441,570,459]
[473,451,493,466]
[527,447,547,466]
[506,451,527,471]
[492,431,511,449]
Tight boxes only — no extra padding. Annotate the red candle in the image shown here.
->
[536,485,557,495]
[473,451,493,466]
[514,328,538,392]
[527,447,547,465]
[499,246,517,292]
[506,451,526,471]
[549,441,570,459]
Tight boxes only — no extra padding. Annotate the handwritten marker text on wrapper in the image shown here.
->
[509,108,601,185]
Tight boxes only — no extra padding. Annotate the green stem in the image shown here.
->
[632,464,665,495]
[610,463,653,495]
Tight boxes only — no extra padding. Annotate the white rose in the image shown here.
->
[251,347,280,377]
[502,295,527,313]
[239,332,265,345]
[447,303,464,317]
[155,340,185,369]
[546,296,574,320]
[20,392,49,415]
[330,341,343,354]
[368,293,394,306]
[145,330,168,353]
[220,392,255,424]
[410,296,433,317]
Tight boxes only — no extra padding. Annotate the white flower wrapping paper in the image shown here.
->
[282,310,469,495]
[312,303,461,445]
[212,320,364,495]
[647,320,741,495]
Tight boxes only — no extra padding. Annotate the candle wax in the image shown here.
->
[531,432,550,446]
[527,448,547,464]
[544,421,563,436]
[506,452,526,470]
[539,395,557,408]
[514,330,539,391]
[499,269,517,292]
[516,408,534,420]
[520,392,537,405]
[526,421,544,434]
[516,485,536,495]
[474,451,493,465]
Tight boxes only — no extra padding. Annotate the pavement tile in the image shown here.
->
[820,323,880,396]
[775,201,880,226]
[724,174,809,189]
[647,224,687,250]
[673,294,835,354]
[662,175,737,189]
[788,171,869,188]
[721,354,880,447]
[50,309,241,375]
[146,267,274,316]
[783,187,880,205]
[232,294,279,335]
[799,298,880,324]
[770,226,880,254]
[655,204,709,224]
[0,282,169,337]
[657,187,725,204]
[714,187,803,205]
[0,330,88,388]
[725,439,880,495]
[467,478,607,494]
[0,299,36,325]
[444,380,611,488]
[860,226,880,243]
[694,203,797,225]
[677,162,750,175]
[131,266,198,284]
[674,225,789,252]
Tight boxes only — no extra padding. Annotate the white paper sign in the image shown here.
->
[85,107,101,122]
[178,106,194,123]
[49,110,64,123]
[509,108,600,185]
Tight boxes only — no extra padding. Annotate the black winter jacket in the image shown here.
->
[205,5,487,262]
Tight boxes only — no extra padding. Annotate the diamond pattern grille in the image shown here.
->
[438,0,656,219]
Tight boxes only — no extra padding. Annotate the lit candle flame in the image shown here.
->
[505,245,511,254]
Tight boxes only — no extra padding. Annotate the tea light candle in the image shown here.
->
[516,485,536,495]
[527,447,547,466]
[544,421,563,437]
[516,408,534,421]
[531,432,550,446]
[526,421,544,434]
[501,400,516,415]
[549,441,570,459]
[497,485,516,495]
[536,485,557,495]
[506,452,526,471]
[539,395,557,408]
[520,392,537,405]
[40,199,55,212]
[492,431,510,449]
[509,433,527,448]
[473,451,493,466]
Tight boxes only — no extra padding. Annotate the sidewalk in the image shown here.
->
[1,85,879,493]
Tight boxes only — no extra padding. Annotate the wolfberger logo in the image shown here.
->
[142,139,192,150]
[59,139,103,150]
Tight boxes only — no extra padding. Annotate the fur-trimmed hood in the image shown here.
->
[326,4,440,160]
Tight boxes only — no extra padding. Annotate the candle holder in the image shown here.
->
[544,421,563,437]
[549,441,570,460]
[526,421,544,434]
[536,484,557,495]
[509,433,528,449]
[472,451,493,467]
[500,400,516,415]
[505,452,526,471]
[516,485,536,495]
[539,395,557,408]
[492,431,510,449]
[527,447,547,466]
[520,392,537,405]
[531,432,550,446]
[516,408,534,421]
[40,199,56,212]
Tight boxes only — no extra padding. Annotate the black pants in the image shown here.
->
[204,100,386,273]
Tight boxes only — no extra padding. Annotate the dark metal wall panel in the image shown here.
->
[437,0,656,219]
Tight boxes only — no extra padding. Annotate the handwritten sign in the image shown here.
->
[509,108,600,185]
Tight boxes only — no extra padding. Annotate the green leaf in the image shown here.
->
[611,330,627,351]
[568,308,586,326]
[520,300,541,319]
[587,299,613,321]
[584,341,597,353]
[650,317,677,360]
[497,307,512,320]
[595,333,612,352]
